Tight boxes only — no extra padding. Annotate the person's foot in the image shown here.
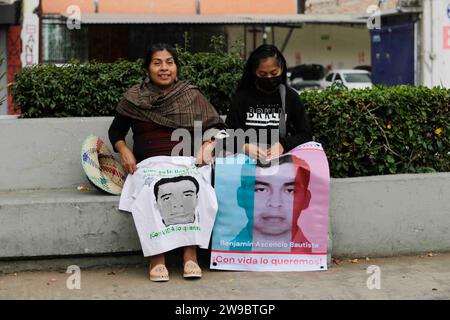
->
[183,260,202,279]
[149,264,169,282]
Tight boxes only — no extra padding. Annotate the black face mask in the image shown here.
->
[255,75,283,92]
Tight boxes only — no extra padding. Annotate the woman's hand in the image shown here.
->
[115,141,137,174]
[266,142,284,160]
[195,140,216,166]
[243,143,268,161]
[120,148,137,174]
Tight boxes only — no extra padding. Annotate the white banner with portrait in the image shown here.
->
[210,142,330,272]
[119,156,218,257]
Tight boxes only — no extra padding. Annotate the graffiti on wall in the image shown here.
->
[20,0,40,67]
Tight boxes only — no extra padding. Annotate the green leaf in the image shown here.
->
[386,155,395,164]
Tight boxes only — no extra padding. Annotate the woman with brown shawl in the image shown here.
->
[108,44,225,282]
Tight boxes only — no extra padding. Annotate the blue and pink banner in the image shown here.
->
[210,142,330,272]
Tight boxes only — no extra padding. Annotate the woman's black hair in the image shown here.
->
[143,43,180,76]
[237,44,287,91]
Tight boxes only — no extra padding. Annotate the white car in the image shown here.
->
[321,69,373,89]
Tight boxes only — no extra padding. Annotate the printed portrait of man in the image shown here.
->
[153,176,200,227]
[233,154,312,252]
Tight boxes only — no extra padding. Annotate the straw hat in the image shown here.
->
[80,135,127,195]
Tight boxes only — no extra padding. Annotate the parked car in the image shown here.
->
[321,69,373,89]
[287,64,326,92]
[290,79,323,92]
[353,65,372,73]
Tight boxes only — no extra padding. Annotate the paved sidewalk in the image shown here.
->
[0,253,449,300]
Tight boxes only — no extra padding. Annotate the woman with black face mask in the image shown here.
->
[225,44,313,161]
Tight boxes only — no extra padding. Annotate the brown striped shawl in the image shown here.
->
[116,80,224,130]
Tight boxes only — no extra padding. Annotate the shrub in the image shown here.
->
[12,36,244,117]
[301,85,450,177]
[176,36,244,115]
[11,44,450,177]
[12,60,143,117]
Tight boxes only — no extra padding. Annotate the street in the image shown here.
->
[1,252,449,300]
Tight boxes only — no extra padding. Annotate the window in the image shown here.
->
[334,73,342,81]
[42,19,228,64]
[325,73,334,82]
[128,25,227,61]
[343,73,372,83]
[42,20,88,64]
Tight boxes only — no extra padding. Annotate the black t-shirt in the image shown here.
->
[225,86,313,152]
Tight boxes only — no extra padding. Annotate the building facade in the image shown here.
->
[0,0,22,115]
[39,0,371,69]
[8,0,427,115]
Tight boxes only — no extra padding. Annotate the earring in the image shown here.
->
[145,76,150,84]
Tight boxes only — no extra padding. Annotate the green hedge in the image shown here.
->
[301,85,450,177]
[12,60,143,117]
[12,41,243,117]
[11,49,450,177]
[177,40,243,116]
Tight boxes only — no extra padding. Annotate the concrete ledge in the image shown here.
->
[0,189,141,258]
[330,172,450,257]
[0,117,130,191]
[0,254,147,274]
[1,172,449,260]
[0,247,218,274]
[0,118,449,262]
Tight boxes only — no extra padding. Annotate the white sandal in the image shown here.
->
[149,264,169,282]
[183,260,202,279]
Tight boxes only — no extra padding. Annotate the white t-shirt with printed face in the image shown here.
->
[119,156,218,256]
[155,179,198,226]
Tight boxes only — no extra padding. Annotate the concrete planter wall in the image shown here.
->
[0,117,129,191]
[330,173,450,257]
[0,117,449,259]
